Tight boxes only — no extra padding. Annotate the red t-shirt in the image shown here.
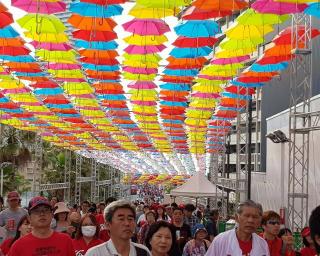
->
[300,247,317,256]
[98,229,110,241]
[95,214,104,225]
[265,237,283,256]
[7,231,75,256]
[0,238,13,255]
[237,237,252,255]
[72,237,103,256]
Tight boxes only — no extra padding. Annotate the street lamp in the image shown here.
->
[0,162,13,196]
[266,130,290,224]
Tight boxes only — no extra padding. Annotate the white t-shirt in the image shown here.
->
[85,239,151,256]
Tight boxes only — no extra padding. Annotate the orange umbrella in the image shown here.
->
[166,56,207,68]
[68,14,116,31]
[264,43,304,57]
[17,76,49,82]
[0,38,25,47]
[161,75,193,83]
[86,70,120,80]
[160,114,185,120]
[79,49,118,59]
[193,0,248,11]
[220,98,246,107]
[93,83,123,90]
[6,62,40,69]
[241,70,279,77]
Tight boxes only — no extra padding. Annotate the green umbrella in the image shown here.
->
[17,14,66,34]
[236,8,289,25]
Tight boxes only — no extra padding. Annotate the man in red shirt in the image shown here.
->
[8,196,75,256]
[261,211,283,256]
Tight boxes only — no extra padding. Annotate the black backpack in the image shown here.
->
[134,245,149,256]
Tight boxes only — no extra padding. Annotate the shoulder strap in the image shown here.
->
[203,240,208,251]
[135,245,148,256]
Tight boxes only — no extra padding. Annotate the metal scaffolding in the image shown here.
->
[91,159,98,203]
[64,150,71,203]
[288,13,313,230]
[33,135,42,194]
[75,154,82,205]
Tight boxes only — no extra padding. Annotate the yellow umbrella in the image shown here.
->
[124,34,168,45]
[48,69,84,79]
[136,0,191,8]
[226,24,274,39]
[214,48,257,58]
[36,49,77,63]
[18,14,66,34]
[201,68,237,77]
[185,118,208,126]
[123,59,159,68]
[186,109,212,119]
[189,99,216,108]
[63,82,94,95]
[129,5,178,19]
[73,98,99,107]
[24,32,68,43]
[80,110,105,117]
[123,53,161,62]
[192,83,223,93]
[123,72,156,81]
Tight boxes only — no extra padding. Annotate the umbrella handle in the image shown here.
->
[35,13,43,35]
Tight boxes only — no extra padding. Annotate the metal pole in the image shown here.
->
[281,143,285,208]
[247,98,253,200]
[1,168,3,196]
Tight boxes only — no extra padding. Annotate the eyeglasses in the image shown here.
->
[267,220,280,225]
[31,207,52,215]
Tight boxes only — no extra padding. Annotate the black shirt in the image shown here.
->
[173,223,192,254]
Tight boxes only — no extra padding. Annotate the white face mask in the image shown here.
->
[81,226,96,237]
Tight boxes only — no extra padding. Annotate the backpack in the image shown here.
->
[134,245,149,256]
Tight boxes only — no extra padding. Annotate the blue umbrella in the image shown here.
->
[221,92,252,100]
[57,113,81,117]
[171,136,187,140]
[82,63,119,71]
[70,2,123,17]
[97,94,126,100]
[0,55,35,62]
[174,20,220,38]
[250,62,288,72]
[46,104,74,109]
[14,72,47,77]
[162,119,184,124]
[231,80,264,88]
[0,98,9,103]
[160,101,187,107]
[34,88,64,95]
[163,68,199,76]
[170,46,211,58]
[0,26,19,38]
[75,40,118,50]
[305,3,320,19]
[0,108,23,113]
[160,83,190,91]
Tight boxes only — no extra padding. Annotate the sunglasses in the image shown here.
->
[267,220,280,225]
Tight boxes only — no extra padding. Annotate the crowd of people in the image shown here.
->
[0,190,320,255]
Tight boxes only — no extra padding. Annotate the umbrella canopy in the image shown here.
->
[0,11,13,28]
[68,14,116,31]
[173,37,218,47]
[226,24,274,39]
[193,0,248,10]
[12,0,66,14]
[123,19,170,35]
[182,6,232,20]
[70,2,123,17]
[236,8,289,25]
[175,20,220,38]
[252,0,307,14]
[17,14,66,34]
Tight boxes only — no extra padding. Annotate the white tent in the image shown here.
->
[170,172,223,198]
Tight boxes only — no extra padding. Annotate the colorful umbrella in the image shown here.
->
[70,2,123,18]
[173,37,218,47]
[123,19,170,35]
[252,0,307,14]
[12,0,66,14]
[236,8,289,25]
[0,11,13,28]
[174,20,220,38]
[68,14,116,31]
[182,6,232,20]
[193,0,248,10]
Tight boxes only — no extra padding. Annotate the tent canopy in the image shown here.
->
[170,171,223,198]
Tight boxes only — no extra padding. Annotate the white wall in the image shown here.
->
[251,94,320,215]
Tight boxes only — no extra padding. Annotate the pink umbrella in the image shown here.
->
[131,101,157,106]
[12,0,66,14]
[198,74,232,81]
[252,0,307,14]
[123,66,158,75]
[211,55,250,65]
[123,19,170,35]
[2,88,30,94]
[128,81,157,89]
[30,41,72,51]
[124,45,165,54]
[191,92,220,98]
[48,63,81,70]
[21,102,42,106]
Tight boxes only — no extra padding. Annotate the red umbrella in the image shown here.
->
[182,6,232,19]
[160,109,185,115]
[160,96,187,102]
[274,27,320,45]
[225,85,255,95]
[43,96,70,104]
[80,57,119,65]
[73,30,117,41]
[257,55,293,64]
[31,81,59,89]
[173,36,218,48]
[160,114,185,120]
[0,46,30,56]
[0,11,13,28]
[237,76,272,83]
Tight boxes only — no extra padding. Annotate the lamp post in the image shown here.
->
[266,130,290,221]
[0,162,13,196]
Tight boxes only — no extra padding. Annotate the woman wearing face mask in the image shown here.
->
[145,221,178,256]
[0,215,31,255]
[72,214,103,256]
